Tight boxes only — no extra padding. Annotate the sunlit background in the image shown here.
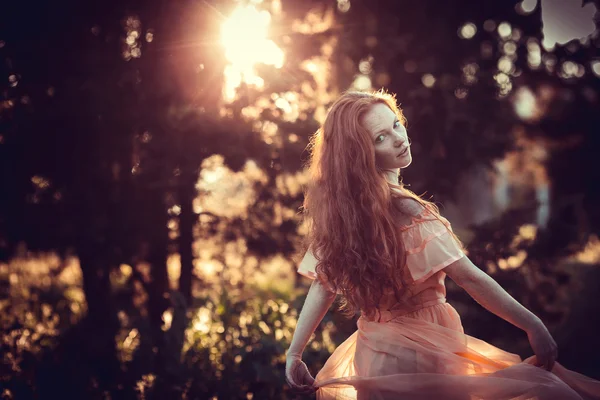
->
[1,0,599,398]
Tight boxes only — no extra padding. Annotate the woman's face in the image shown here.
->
[362,103,412,170]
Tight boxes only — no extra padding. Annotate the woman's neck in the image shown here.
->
[382,168,400,186]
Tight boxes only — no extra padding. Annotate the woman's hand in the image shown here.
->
[285,357,317,395]
[526,321,558,371]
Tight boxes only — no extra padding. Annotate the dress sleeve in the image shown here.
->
[297,247,338,293]
[401,212,466,284]
[297,247,319,280]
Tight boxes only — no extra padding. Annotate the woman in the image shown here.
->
[285,91,600,399]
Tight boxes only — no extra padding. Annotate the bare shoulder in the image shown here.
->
[392,196,426,218]
[391,196,426,227]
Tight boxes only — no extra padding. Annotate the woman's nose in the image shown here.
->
[395,136,410,147]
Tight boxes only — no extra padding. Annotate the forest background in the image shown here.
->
[1,0,599,398]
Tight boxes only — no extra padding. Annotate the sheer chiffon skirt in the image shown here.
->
[314,302,600,400]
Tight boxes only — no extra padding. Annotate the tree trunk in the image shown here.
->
[178,171,196,305]
[147,186,170,343]
[78,245,120,391]
[144,187,173,398]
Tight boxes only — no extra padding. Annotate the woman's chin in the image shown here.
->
[397,155,412,168]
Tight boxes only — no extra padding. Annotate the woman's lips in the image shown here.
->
[397,147,409,157]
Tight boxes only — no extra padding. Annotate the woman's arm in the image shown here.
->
[445,256,543,333]
[285,279,336,392]
[445,256,559,370]
[287,279,337,359]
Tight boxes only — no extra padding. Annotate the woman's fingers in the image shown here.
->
[286,359,317,394]
[286,378,316,394]
[544,344,558,371]
[300,366,316,386]
[546,349,557,371]
[534,348,557,371]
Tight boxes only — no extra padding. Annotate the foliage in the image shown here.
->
[1,0,600,398]
[0,255,339,399]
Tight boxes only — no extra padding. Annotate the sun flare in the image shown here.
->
[220,5,284,101]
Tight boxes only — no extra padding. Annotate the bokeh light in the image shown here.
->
[559,61,585,79]
[503,41,517,55]
[497,22,512,39]
[494,71,513,97]
[522,0,538,13]
[513,86,541,121]
[591,60,600,77]
[459,22,477,39]
[122,15,142,61]
[462,62,479,85]
[516,0,538,15]
[480,41,494,59]
[498,57,515,75]
[337,0,351,13]
[422,73,436,88]
[483,20,496,33]
[527,38,542,69]
[352,74,372,91]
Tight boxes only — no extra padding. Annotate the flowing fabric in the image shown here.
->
[298,206,600,399]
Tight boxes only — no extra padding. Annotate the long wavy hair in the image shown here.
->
[299,90,465,320]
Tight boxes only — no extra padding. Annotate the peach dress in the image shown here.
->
[298,207,600,400]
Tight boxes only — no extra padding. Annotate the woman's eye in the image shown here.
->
[393,120,401,129]
[376,134,384,143]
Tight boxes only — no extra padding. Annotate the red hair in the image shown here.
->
[300,90,465,320]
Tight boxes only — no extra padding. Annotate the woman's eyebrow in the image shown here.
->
[372,119,398,138]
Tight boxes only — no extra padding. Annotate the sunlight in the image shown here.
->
[196,155,268,219]
[167,254,181,290]
[540,0,597,50]
[193,307,211,334]
[162,309,173,331]
[569,234,600,265]
[220,5,284,102]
